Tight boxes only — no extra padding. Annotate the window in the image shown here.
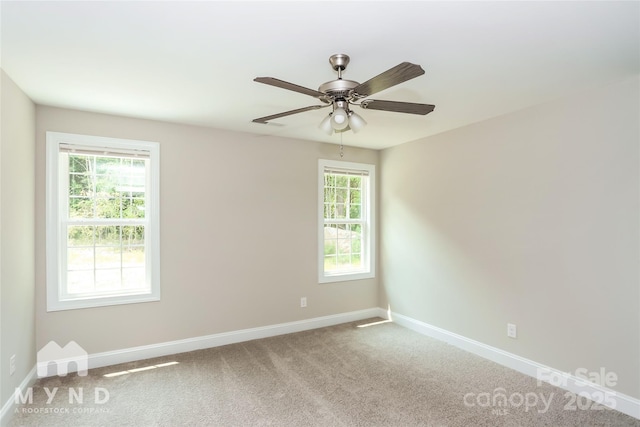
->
[46,132,160,311]
[318,159,375,283]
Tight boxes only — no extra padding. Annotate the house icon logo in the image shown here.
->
[37,341,88,377]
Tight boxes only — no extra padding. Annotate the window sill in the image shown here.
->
[47,292,160,312]
[319,271,375,284]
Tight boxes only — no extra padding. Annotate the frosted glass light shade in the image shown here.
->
[348,112,367,133]
[318,114,333,135]
[331,108,349,130]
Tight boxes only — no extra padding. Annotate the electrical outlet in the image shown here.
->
[507,323,517,339]
[300,297,307,308]
[9,355,16,376]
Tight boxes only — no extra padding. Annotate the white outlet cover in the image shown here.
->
[507,323,517,338]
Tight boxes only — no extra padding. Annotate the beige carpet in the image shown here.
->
[9,319,640,426]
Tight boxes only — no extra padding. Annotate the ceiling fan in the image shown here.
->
[252,54,435,135]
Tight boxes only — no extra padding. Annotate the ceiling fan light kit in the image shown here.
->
[348,111,367,133]
[253,54,435,136]
[330,100,350,131]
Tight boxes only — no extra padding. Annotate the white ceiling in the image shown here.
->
[1,1,638,150]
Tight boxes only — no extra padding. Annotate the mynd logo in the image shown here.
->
[15,341,110,415]
[37,340,88,377]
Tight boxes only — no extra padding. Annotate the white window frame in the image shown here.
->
[46,132,160,311]
[318,159,375,283]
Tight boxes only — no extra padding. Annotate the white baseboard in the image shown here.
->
[0,366,37,427]
[390,311,640,420]
[84,307,386,372]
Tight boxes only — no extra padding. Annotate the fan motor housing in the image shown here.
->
[318,79,359,100]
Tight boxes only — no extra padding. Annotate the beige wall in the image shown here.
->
[380,76,640,398]
[0,71,36,406]
[35,106,379,354]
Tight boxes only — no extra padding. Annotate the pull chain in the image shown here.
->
[339,132,344,158]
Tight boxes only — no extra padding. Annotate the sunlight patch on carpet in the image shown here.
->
[357,319,392,328]
[103,361,179,377]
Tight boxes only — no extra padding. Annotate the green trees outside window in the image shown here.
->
[323,173,364,272]
[65,154,147,294]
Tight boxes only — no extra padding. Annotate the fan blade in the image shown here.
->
[254,77,325,98]
[360,100,435,115]
[252,105,327,124]
[353,62,425,97]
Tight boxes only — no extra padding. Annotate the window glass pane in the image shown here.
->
[324,174,335,187]
[118,177,142,193]
[131,158,146,169]
[122,197,146,218]
[95,247,121,269]
[324,238,337,256]
[122,226,145,246]
[337,254,351,268]
[68,225,94,246]
[325,223,363,272]
[324,187,335,202]
[349,223,362,268]
[95,156,121,174]
[69,155,92,174]
[69,173,92,197]
[95,174,117,196]
[123,268,146,289]
[334,200,346,220]
[324,224,338,272]
[67,247,93,271]
[336,175,348,189]
[324,255,337,271]
[95,197,122,218]
[123,246,145,268]
[123,159,146,187]
[67,270,94,294]
[95,269,121,290]
[324,227,337,255]
[96,226,121,246]
[69,197,93,219]
[350,202,361,219]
